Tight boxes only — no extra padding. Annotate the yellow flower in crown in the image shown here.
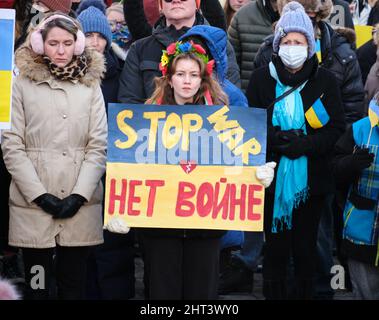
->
[161,52,169,67]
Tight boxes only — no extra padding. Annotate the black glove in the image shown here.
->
[340,147,374,174]
[34,193,62,216]
[272,129,310,159]
[269,126,291,147]
[53,194,86,220]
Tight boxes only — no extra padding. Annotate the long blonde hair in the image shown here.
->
[146,52,229,105]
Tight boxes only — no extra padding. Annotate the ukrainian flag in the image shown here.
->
[305,97,330,129]
[315,39,322,63]
[369,99,379,127]
[0,9,15,129]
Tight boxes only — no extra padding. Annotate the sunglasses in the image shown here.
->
[163,0,188,3]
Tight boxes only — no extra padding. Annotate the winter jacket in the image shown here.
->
[118,13,240,104]
[364,46,379,112]
[367,3,379,26]
[123,0,227,42]
[1,46,107,248]
[228,0,277,92]
[179,25,248,107]
[357,39,377,85]
[247,56,346,196]
[253,21,365,125]
[333,120,379,266]
[101,48,122,112]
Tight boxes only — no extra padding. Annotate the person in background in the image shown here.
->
[228,0,280,92]
[77,0,136,300]
[2,12,107,300]
[224,0,250,28]
[348,0,379,25]
[118,0,240,105]
[123,0,228,42]
[106,1,132,62]
[333,94,379,300]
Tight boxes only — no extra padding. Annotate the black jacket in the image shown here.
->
[123,0,227,42]
[247,56,346,196]
[101,49,122,112]
[253,21,365,125]
[118,13,240,103]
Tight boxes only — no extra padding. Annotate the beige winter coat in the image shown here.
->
[1,45,107,248]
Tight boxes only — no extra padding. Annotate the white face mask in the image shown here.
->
[278,45,308,70]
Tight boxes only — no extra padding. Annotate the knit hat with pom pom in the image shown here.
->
[273,1,315,58]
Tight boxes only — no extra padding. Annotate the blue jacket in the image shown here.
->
[334,118,379,266]
[180,25,248,108]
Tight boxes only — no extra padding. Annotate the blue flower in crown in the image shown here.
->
[178,42,192,53]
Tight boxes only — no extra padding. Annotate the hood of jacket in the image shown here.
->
[179,25,228,83]
[15,45,106,88]
[319,21,356,59]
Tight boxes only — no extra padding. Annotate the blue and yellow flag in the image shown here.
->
[315,39,322,63]
[0,9,15,130]
[305,97,330,129]
[368,99,379,127]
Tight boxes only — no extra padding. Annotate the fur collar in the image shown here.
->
[15,45,106,87]
[334,26,356,45]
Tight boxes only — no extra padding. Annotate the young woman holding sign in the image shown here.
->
[138,40,275,299]
[1,13,107,300]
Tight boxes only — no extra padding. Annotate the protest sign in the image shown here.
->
[104,104,267,232]
[0,9,15,130]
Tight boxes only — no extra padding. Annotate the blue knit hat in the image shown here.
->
[77,0,112,50]
[273,1,315,58]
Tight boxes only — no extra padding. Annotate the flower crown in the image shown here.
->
[159,41,215,77]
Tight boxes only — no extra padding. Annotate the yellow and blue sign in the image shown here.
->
[305,98,330,129]
[0,9,15,130]
[104,104,267,232]
[368,99,379,127]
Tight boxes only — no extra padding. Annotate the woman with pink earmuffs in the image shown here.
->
[1,12,107,300]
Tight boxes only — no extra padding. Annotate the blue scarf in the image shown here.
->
[269,62,309,233]
[111,23,131,51]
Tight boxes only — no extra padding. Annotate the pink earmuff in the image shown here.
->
[30,14,85,56]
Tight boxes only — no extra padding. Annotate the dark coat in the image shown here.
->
[253,21,365,125]
[123,0,227,42]
[118,13,240,104]
[101,48,122,112]
[246,56,346,196]
[367,3,379,26]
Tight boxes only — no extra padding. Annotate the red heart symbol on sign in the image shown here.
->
[179,160,197,174]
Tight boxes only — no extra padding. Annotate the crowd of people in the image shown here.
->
[0,0,379,300]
